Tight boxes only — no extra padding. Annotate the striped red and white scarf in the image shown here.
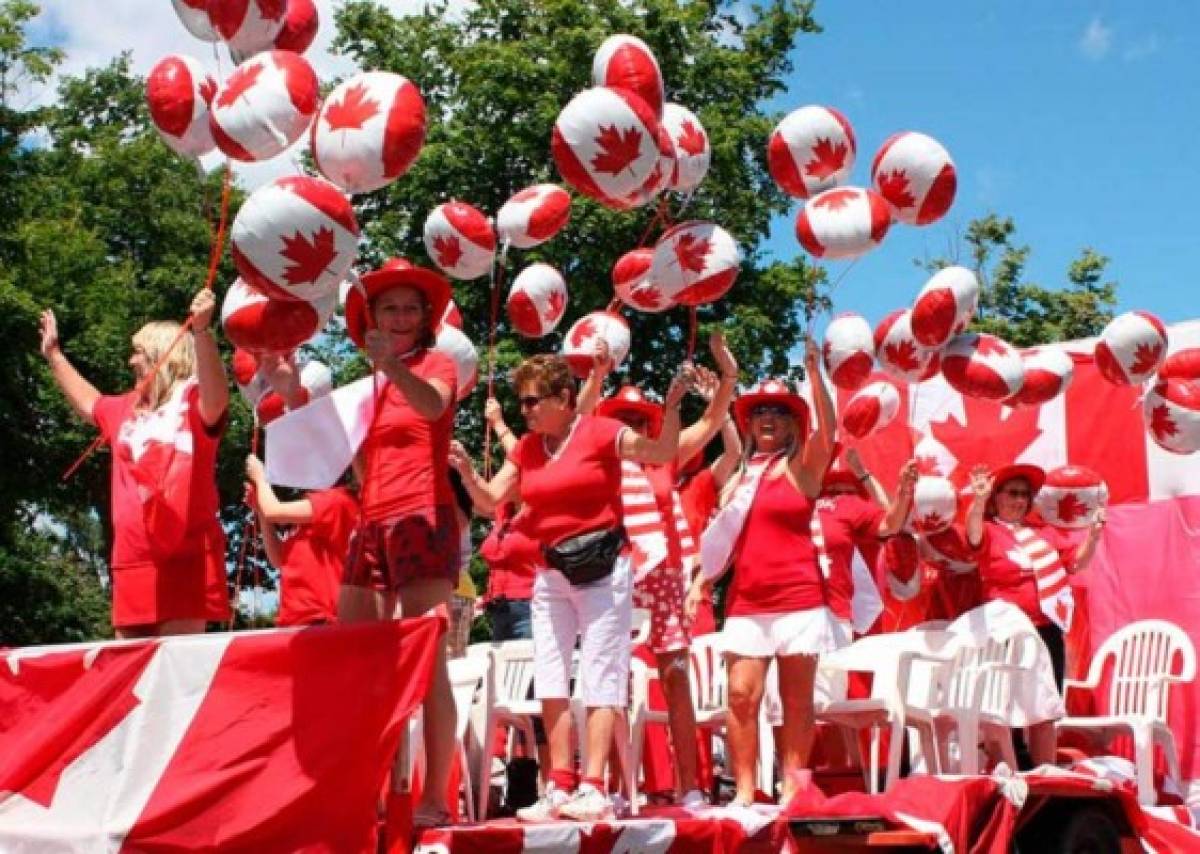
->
[620,461,699,583]
[1004,521,1074,631]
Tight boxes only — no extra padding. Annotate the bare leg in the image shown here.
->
[776,653,819,803]
[1026,721,1057,767]
[115,624,155,640]
[584,706,618,781]
[337,584,390,624]
[154,618,206,636]
[725,654,769,804]
[657,649,699,794]
[541,697,572,777]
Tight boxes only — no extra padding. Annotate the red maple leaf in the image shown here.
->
[1130,342,1163,377]
[674,232,712,274]
[877,169,916,209]
[804,137,848,180]
[813,188,859,212]
[884,339,922,372]
[543,289,565,322]
[432,234,463,270]
[1056,493,1089,524]
[590,124,644,175]
[975,335,1010,357]
[676,120,707,156]
[569,317,597,348]
[1150,404,1178,442]
[914,512,948,533]
[280,227,337,285]
[323,82,381,132]
[915,454,943,476]
[929,394,1044,482]
[216,61,263,109]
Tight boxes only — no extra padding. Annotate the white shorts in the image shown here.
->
[531,554,632,707]
[722,607,852,658]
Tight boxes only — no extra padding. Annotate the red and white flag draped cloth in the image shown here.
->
[0,616,442,852]
[835,319,1200,781]
[621,460,669,582]
[1003,521,1073,630]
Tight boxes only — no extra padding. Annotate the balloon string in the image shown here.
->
[636,195,671,248]
[229,418,261,630]
[61,163,234,482]
[483,243,507,479]
[686,306,698,360]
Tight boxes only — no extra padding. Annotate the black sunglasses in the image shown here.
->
[750,403,791,418]
[518,393,557,410]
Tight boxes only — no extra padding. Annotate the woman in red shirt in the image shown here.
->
[39,291,230,638]
[686,339,836,806]
[340,258,461,828]
[965,463,1105,765]
[458,354,687,822]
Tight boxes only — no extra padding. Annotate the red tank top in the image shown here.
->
[727,471,824,617]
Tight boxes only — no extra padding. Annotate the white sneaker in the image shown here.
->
[680,789,707,811]
[558,784,615,821]
[609,792,632,819]
[516,783,569,823]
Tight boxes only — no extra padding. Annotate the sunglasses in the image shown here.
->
[997,488,1031,498]
[518,393,557,410]
[750,403,791,418]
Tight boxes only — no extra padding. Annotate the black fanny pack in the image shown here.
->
[542,527,625,587]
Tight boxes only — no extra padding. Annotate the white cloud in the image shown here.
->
[1123,33,1160,61]
[1078,16,1112,60]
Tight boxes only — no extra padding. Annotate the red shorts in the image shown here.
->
[111,528,230,628]
[634,563,690,655]
[344,505,459,592]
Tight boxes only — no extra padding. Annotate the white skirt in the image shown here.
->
[722,607,852,658]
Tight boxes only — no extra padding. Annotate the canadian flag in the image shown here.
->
[0,616,442,851]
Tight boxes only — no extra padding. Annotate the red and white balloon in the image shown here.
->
[423,201,496,281]
[875,309,939,384]
[612,248,673,313]
[440,298,463,332]
[231,175,360,302]
[911,266,979,348]
[614,124,674,209]
[434,325,479,401]
[221,278,335,355]
[232,348,268,406]
[941,333,1024,401]
[551,86,663,208]
[506,263,569,338]
[591,34,664,118]
[920,527,978,573]
[274,0,318,53]
[209,50,318,162]
[146,54,217,158]
[1036,466,1108,529]
[1007,347,1074,407]
[496,184,571,249]
[795,187,890,260]
[257,359,333,425]
[767,105,855,199]
[661,103,710,193]
[649,221,741,306]
[208,0,286,58]
[1144,379,1200,455]
[1095,310,1168,386]
[562,311,631,377]
[871,131,957,225]
[311,71,426,194]
[841,381,900,439]
[823,312,876,391]
[172,0,219,42]
[1161,348,1200,381]
[910,476,958,534]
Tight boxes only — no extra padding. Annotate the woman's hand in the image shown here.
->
[592,337,613,376]
[897,459,919,493]
[803,335,821,370]
[969,464,994,498]
[1091,507,1107,531]
[484,397,504,428]
[710,329,738,379]
[39,309,60,358]
[363,329,392,367]
[448,440,475,474]
[665,364,696,409]
[190,289,217,332]
[685,578,707,622]
[245,453,266,483]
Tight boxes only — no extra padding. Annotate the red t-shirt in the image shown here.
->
[678,467,718,547]
[93,383,224,570]
[511,415,626,547]
[973,519,1078,626]
[277,487,358,627]
[728,471,823,617]
[815,494,883,621]
[358,350,458,523]
[480,504,539,600]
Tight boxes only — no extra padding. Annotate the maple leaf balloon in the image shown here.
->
[273,0,319,54]
[506,263,569,338]
[562,311,630,377]
[496,183,571,249]
[208,0,287,58]
[323,83,379,131]
[280,226,336,286]
[795,186,890,260]
[649,221,741,307]
[209,50,318,162]
[221,277,335,354]
[422,201,495,280]
[805,138,849,181]
[874,309,938,384]
[592,34,664,118]
[823,313,875,391]
[146,54,217,158]
[941,333,1024,401]
[871,131,957,225]
[768,104,856,198]
[172,0,220,42]
[1144,378,1200,454]
[660,103,710,193]
[1034,465,1108,529]
[432,234,463,270]
[1095,310,1169,386]
[612,247,673,314]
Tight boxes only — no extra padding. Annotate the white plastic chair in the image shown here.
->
[447,655,489,821]
[1056,619,1196,805]
[472,639,540,819]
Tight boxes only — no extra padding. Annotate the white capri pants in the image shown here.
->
[531,553,632,707]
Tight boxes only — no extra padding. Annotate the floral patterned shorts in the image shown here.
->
[633,562,690,655]
[344,506,458,592]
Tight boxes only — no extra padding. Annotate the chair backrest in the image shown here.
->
[630,657,656,714]
[689,633,727,713]
[940,631,1036,715]
[486,639,537,706]
[632,608,652,645]
[448,655,490,741]
[1090,620,1197,720]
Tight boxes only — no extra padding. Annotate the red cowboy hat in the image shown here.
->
[822,452,868,498]
[344,258,452,349]
[990,463,1046,496]
[596,385,664,438]
[732,378,810,435]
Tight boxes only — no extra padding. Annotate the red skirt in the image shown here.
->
[344,505,459,592]
[111,527,230,628]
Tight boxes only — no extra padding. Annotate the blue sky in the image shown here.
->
[764,1,1200,331]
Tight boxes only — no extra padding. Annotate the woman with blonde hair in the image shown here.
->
[39,290,231,638]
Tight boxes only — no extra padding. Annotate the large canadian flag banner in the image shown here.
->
[836,319,1200,783]
[0,616,442,852]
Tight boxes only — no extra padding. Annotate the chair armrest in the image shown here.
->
[896,650,955,709]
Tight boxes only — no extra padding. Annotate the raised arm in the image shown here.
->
[793,336,837,491]
[485,397,518,455]
[619,368,690,465]
[245,482,285,569]
[191,290,230,428]
[258,352,308,409]
[40,309,101,425]
[1069,508,1106,573]
[450,445,519,516]
[878,459,918,537]
[677,331,738,466]
[365,330,453,421]
[575,338,613,416]
[846,447,891,508]
[965,464,994,548]
[246,454,315,525]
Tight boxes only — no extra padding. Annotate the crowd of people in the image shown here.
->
[38,259,1108,829]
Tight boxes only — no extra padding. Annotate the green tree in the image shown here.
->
[927,214,1117,348]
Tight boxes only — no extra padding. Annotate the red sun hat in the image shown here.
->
[344,258,452,349]
[821,448,868,498]
[990,463,1046,497]
[595,385,664,438]
[733,378,810,435]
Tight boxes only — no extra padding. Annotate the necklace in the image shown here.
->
[542,415,579,461]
